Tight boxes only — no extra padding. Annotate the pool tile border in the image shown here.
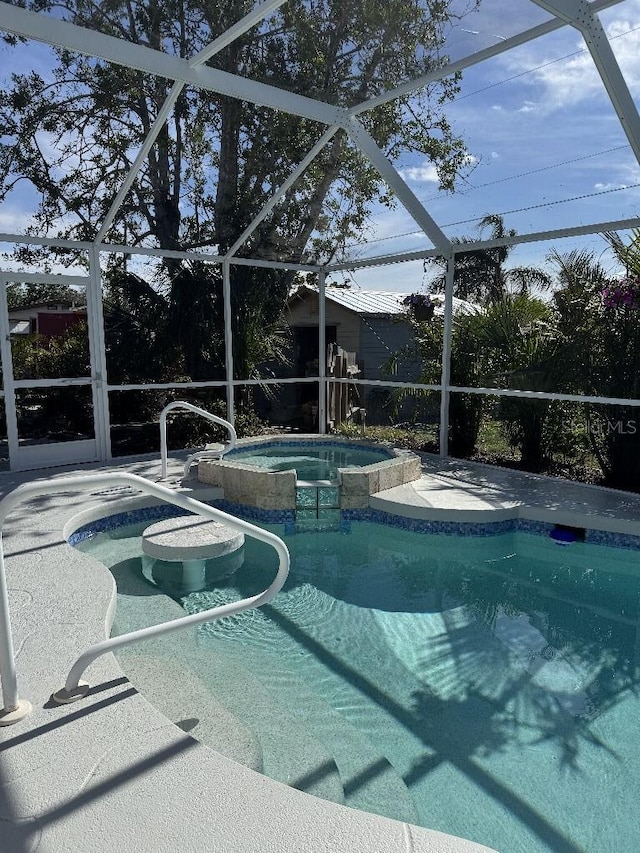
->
[584,527,640,550]
[342,509,553,537]
[68,500,640,551]
[68,499,295,545]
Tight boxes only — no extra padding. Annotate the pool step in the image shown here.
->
[99,545,415,818]
[117,635,344,805]
[255,663,420,825]
[118,652,264,772]
[182,646,346,806]
[96,552,344,804]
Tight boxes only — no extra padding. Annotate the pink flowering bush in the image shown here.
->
[602,276,640,310]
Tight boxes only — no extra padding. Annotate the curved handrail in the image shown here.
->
[181,448,228,479]
[0,471,289,722]
[160,401,237,479]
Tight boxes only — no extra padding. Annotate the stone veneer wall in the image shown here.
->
[339,454,422,509]
[198,441,422,511]
[198,460,297,510]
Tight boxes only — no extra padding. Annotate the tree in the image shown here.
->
[605,227,640,278]
[427,214,551,303]
[1,1,476,259]
[384,304,485,456]
[1,0,481,408]
[550,245,640,490]
[423,213,557,466]
[478,293,567,472]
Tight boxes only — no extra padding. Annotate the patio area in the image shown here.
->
[1,450,639,852]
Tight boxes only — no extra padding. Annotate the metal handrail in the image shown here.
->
[159,401,237,479]
[0,471,289,724]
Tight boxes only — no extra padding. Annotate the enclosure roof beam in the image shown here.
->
[225,126,342,260]
[349,0,624,116]
[531,0,640,164]
[323,214,640,271]
[346,118,451,254]
[2,215,639,275]
[0,3,345,126]
[95,0,289,244]
[0,231,321,270]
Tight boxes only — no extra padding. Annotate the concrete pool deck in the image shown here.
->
[372,452,640,534]
[1,449,640,852]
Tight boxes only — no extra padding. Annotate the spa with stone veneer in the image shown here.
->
[197,436,422,510]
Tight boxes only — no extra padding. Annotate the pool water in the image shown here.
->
[78,520,640,853]
[228,443,391,481]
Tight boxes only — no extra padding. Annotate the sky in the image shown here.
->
[341,0,640,291]
[1,0,640,293]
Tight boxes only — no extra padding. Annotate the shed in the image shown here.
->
[284,284,477,426]
[286,284,477,378]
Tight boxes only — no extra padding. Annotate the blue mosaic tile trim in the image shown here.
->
[68,497,640,552]
[585,528,640,551]
[342,508,517,536]
[516,519,555,536]
[342,511,558,538]
[68,503,182,545]
[213,499,295,525]
[226,439,393,460]
[68,499,295,545]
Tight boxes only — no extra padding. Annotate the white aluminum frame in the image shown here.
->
[0,269,101,470]
[0,1,639,469]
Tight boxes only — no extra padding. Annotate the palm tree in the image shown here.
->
[427,214,551,304]
[605,228,640,277]
[478,293,567,471]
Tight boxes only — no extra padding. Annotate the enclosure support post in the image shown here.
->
[439,253,455,457]
[318,270,327,434]
[222,260,235,425]
[0,278,20,471]
[88,244,112,461]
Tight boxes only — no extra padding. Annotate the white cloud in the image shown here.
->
[398,162,439,183]
[498,4,640,114]
[0,210,36,233]
[594,181,628,191]
[594,160,640,193]
[399,154,477,187]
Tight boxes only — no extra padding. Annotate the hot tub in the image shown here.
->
[197,435,422,510]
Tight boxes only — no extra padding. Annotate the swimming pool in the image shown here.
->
[76,515,640,853]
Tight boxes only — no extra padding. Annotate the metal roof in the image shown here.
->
[294,285,478,317]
